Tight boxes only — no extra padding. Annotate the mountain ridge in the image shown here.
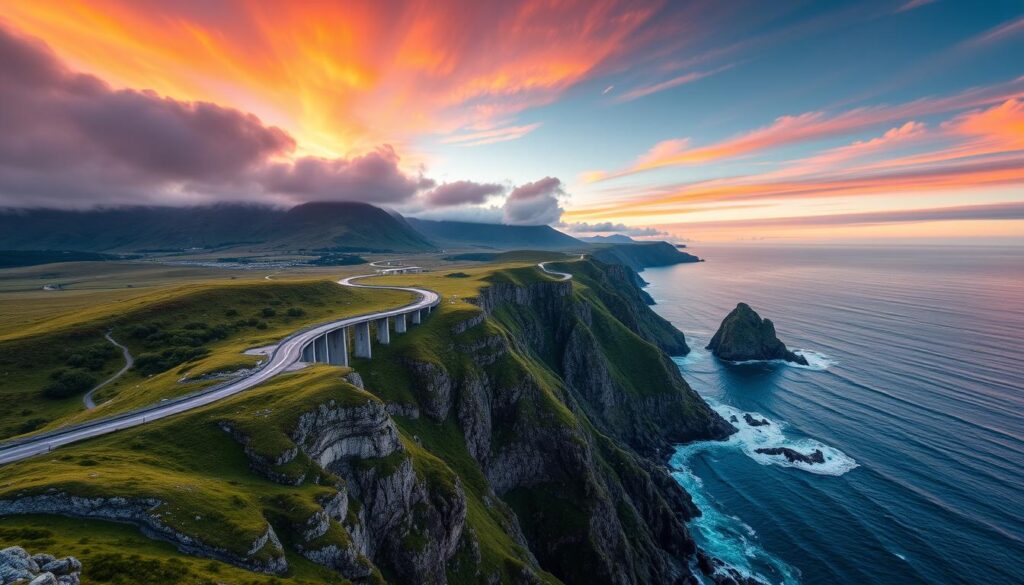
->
[0,202,437,253]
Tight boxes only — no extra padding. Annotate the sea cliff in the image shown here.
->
[0,259,736,584]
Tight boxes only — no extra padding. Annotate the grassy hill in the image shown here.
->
[0,202,437,254]
[0,277,412,439]
[0,258,732,585]
[587,241,701,271]
[406,218,584,250]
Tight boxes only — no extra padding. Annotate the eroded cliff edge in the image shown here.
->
[0,259,735,585]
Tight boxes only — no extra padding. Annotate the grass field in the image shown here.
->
[0,260,414,440]
[0,254,574,584]
[0,367,379,585]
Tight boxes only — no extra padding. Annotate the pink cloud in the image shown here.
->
[589,77,1024,181]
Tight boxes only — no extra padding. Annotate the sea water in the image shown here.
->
[643,245,1024,585]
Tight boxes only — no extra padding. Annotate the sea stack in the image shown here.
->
[707,303,809,365]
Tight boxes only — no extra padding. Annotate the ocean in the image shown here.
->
[641,245,1024,585]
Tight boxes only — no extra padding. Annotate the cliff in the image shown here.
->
[588,242,701,272]
[707,303,808,365]
[0,260,735,585]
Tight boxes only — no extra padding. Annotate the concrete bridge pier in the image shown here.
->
[411,309,422,325]
[327,328,349,366]
[376,318,390,344]
[395,313,407,333]
[314,334,330,363]
[354,321,372,358]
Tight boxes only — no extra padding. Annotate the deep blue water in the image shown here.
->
[642,245,1024,585]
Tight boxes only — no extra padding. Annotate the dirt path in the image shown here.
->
[83,332,133,409]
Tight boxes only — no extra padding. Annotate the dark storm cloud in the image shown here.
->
[423,181,506,207]
[502,176,565,225]
[260,147,435,204]
[0,24,432,208]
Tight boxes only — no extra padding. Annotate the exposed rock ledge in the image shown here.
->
[0,495,286,574]
[707,303,808,365]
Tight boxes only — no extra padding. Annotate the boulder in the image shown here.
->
[0,548,81,585]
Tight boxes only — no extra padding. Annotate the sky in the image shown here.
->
[1,0,1022,243]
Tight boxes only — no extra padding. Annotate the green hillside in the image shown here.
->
[0,202,437,254]
[406,218,584,250]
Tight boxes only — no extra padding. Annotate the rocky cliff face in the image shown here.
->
[356,261,735,584]
[707,303,808,365]
[0,260,736,585]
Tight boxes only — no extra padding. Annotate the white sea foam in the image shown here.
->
[672,463,800,585]
[729,348,836,372]
[672,348,710,368]
[687,401,858,476]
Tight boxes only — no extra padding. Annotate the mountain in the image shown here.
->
[0,202,437,253]
[589,241,701,271]
[580,234,636,243]
[407,217,585,250]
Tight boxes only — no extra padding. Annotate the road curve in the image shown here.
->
[83,332,133,409]
[537,254,584,281]
[0,274,439,466]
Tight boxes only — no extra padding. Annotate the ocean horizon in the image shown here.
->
[645,244,1024,585]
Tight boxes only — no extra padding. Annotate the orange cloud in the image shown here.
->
[567,99,1024,224]
[2,0,667,158]
[589,79,1024,181]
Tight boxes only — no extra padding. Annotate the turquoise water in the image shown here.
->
[643,245,1024,585]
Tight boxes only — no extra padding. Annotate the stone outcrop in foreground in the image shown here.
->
[0,546,81,585]
[706,303,808,365]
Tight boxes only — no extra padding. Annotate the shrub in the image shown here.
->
[87,553,190,584]
[17,417,47,434]
[42,368,97,399]
[261,307,276,317]
[134,347,210,376]
[224,308,239,317]
[255,321,268,330]
[286,307,306,317]
[66,342,116,371]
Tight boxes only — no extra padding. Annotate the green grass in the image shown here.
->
[0,276,412,440]
[0,255,687,584]
[0,368,374,580]
[0,515,352,585]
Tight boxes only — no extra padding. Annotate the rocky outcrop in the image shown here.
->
[0,496,286,574]
[706,303,808,365]
[386,262,737,584]
[229,391,466,585]
[744,414,770,427]
[0,547,82,585]
[755,447,825,465]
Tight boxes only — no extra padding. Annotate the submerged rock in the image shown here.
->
[706,303,808,365]
[755,447,825,465]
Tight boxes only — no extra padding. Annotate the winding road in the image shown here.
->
[0,258,580,466]
[538,255,584,281]
[83,332,133,409]
[0,273,439,465]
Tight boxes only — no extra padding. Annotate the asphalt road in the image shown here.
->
[0,274,439,465]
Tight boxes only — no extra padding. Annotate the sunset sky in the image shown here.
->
[1,0,1022,243]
